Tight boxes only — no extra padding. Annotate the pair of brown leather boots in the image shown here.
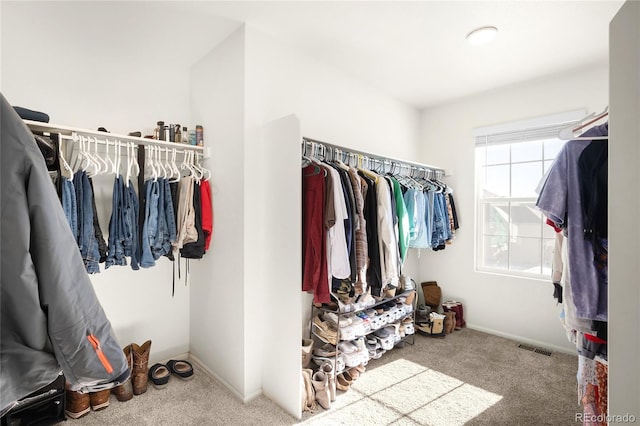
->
[65,386,111,419]
[111,340,152,402]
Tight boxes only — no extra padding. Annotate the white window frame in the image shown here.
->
[473,110,586,280]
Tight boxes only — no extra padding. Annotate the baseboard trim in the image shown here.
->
[466,324,577,356]
[187,353,263,403]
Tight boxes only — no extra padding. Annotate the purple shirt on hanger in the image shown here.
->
[536,123,608,322]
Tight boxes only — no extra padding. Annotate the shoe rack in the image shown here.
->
[308,289,417,380]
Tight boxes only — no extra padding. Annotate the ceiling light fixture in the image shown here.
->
[466,26,498,45]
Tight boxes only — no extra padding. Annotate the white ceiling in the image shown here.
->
[180,1,623,109]
[2,1,623,110]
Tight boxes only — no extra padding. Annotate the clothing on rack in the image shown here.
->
[301,139,456,305]
[89,178,109,263]
[105,176,141,270]
[536,119,608,423]
[200,179,213,251]
[181,179,206,259]
[302,164,330,304]
[73,170,101,274]
[537,123,609,322]
[141,178,178,267]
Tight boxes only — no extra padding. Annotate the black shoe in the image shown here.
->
[166,360,194,380]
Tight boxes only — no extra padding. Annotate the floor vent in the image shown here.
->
[518,343,552,356]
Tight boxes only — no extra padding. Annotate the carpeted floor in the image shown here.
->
[66,328,579,425]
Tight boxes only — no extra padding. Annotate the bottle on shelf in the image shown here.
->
[182,126,188,144]
[154,121,165,140]
[196,125,204,147]
[189,130,197,146]
[175,124,182,143]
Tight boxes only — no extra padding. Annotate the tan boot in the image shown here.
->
[65,383,90,419]
[320,363,336,402]
[131,341,152,395]
[311,371,331,410]
[302,369,317,412]
[111,345,134,402]
[89,389,110,411]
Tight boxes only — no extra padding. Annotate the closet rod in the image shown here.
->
[24,120,205,153]
[302,136,446,175]
[56,134,201,158]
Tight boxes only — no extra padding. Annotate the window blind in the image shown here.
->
[473,110,586,146]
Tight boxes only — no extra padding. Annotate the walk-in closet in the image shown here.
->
[1,1,638,425]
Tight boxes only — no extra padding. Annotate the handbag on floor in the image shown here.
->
[415,312,446,338]
[421,281,442,310]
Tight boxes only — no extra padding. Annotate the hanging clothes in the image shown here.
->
[174,176,197,251]
[347,168,368,293]
[389,177,410,265]
[359,172,382,296]
[325,165,350,281]
[536,123,609,322]
[302,164,330,304]
[376,175,399,287]
[73,170,100,274]
[105,176,140,270]
[88,177,108,263]
[406,188,430,249]
[181,179,206,259]
[200,179,213,252]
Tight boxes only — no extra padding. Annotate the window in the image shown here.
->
[474,111,585,279]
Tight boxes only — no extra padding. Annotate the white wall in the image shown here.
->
[188,27,247,398]
[0,2,194,363]
[418,64,609,353]
[609,0,640,419]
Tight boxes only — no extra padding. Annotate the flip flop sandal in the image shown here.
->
[148,364,171,389]
[166,360,194,380]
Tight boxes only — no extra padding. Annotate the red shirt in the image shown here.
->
[200,180,213,251]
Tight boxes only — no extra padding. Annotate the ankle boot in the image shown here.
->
[443,301,465,330]
[302,369,317,412]
[131,341,152,395]
[111,345,134,402]
[311,371,331,409]
[444,311,456,334]
[302,338,314,369]
[65,384,90,419]
[320,363,336,402]
[89,389,110,411]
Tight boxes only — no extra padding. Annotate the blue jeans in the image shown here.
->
[424,190,434,249]
[151,178,176,260]
[431,192,449,247]
[162,178,177,254]
[124,180,140,270]
[140,179,159,268]
[106,176,126,268]
[73,171,100,274]
[61,177,77,238]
